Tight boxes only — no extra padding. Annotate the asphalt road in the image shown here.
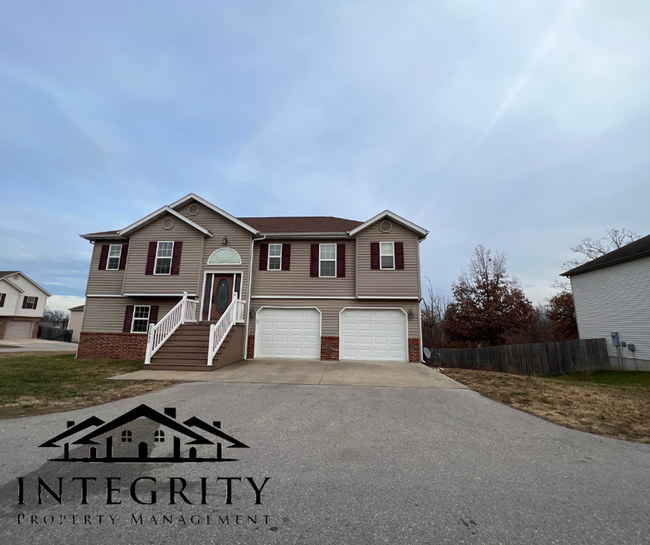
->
[1,382,648,544]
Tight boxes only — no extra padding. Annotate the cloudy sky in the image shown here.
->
[1,0,649,312]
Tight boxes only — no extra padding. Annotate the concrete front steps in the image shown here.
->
[147,323,246,371]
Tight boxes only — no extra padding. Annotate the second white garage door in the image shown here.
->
[340,309,407,362]
[256,308,320,359]
[4,320,33,340]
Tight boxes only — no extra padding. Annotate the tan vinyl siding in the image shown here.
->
[177,203,253,302]
[82,297,181,333]
[249,297,419,337]
[121,213,205,295]
[85,241,126,296]
[251,240,355,298]
[356,222,420,298]
[571,255,650,362]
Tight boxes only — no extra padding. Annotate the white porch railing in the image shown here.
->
[208,299,246,366]
[144,292,197,364]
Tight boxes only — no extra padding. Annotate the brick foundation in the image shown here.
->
[247,335,255,359]
[408,337,421,362]
[321,336,339,361]
[77,332,148,360]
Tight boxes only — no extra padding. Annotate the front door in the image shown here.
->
[202,274,233,321]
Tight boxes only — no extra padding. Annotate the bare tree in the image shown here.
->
[562,228,639,272]
[421,277,451,349]
[42,308,69,326]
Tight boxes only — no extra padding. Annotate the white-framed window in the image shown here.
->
[268,244,282,271]
[233,273,243,300]
[131,305,150,333]
[154,241,174,275]
[207,248,242,265]
[24,296,37,310]
[380,242,395,270]
[106,244,122,270]
[319,244,336,277]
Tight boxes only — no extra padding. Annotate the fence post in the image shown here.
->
[144,323,154,364]
[181,292,188,324]
[208,324,215,366]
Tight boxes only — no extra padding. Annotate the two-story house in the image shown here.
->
[77,194,428,370]
[0,271,51,340]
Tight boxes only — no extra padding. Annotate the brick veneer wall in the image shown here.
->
[408,337,421,362]
[77,332,148,360]
[247,335,255,359]
[321,336,339,361]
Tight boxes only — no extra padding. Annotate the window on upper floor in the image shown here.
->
[155,242,174,275]
[380,242,395,270]
[320,244,336,277]
[131,306,150,333]
[207,248,242,265]
[24,296,37,310]
[106,244,122,270]
[268,244,282,270]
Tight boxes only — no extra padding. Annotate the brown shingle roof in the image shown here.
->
[239,216,362,234]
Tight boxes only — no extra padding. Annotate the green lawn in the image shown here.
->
[547,370,650,388]
[0,354,171,419]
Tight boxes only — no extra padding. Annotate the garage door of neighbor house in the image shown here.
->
[4,321,33,340]
[340,309,407,362]
[255,308,320,359]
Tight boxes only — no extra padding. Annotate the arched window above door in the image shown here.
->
[207,248,242,265]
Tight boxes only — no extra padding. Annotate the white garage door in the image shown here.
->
[256,308,320,359]
[340,309,407,362]
[4,320,33,340]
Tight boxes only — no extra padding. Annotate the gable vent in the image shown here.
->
[188,204,200,216]
[162,218,175,230]
[379,220,393,233]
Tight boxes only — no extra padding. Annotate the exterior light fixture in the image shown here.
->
[408,309,414,319]
[222,236,228,245]
[249,306,255,318]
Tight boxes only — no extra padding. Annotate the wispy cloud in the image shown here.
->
[477,0,586,145]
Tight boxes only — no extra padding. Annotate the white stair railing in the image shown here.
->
[208,299,246,366]
[144,292,197,364]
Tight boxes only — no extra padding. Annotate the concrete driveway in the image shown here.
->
[0,382,648,544]
[112,358,465,388]
[0,339,78,353]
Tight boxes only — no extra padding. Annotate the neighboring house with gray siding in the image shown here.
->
[562,233,650,371]
[0,271,51,340]
[77,194,428,369]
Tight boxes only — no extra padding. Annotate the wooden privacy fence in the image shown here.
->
[431,338,610,376]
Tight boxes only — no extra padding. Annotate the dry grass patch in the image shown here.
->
[0,354,172,419]
[439,368,650,443]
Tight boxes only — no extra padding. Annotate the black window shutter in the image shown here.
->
[259,244,268,271]
[149,306,159,325]
[310,244,319,277]
[33,297,38,309]
[370,242,380,270]
[119,245,129,270]
[123,305,135,332]
[145,242,157,275]
[171,241,183,275]
[98,245,109,270]
[282,244,291,271]
[395,242,404,270]
[337,244,346,278]
[0,293,5,307]
[22,296,28,309]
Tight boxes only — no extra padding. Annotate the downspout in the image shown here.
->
[243,234,266,359]
[417,238,424,363]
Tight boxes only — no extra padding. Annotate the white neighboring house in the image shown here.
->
[68,305,85,343]
[0,271,51,340]
[562,234,650,372]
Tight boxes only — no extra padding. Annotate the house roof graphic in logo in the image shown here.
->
[39,404,249,463]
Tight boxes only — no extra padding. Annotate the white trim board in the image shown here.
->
[119,206,213,237]
[169,193,260,236]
